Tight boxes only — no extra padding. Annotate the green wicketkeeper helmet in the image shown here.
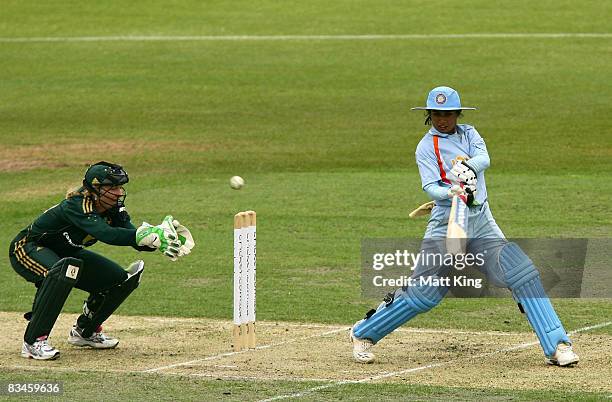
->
[83,161,129,208]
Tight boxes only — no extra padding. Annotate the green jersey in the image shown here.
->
[19,194,139,255]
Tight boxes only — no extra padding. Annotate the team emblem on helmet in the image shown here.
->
[83,162,129,190]
[435,93,447,105]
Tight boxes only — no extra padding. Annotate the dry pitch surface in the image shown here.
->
[1,312,610,397]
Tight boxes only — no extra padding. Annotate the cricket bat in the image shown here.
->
[446,194,469,255]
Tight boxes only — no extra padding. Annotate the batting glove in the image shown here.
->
[447,184,476,207]
[447,184,466,198]
[450,161,477,186]
[464,185,476,206]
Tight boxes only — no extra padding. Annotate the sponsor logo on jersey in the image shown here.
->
[63,232,84,248]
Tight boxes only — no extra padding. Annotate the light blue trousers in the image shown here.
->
[353,202,570,357]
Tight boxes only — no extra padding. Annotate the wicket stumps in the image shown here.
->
[233,211,257,351]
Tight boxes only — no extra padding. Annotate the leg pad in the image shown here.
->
[500,243,570,356]
[24,258,82,344]
[353,279,446,344]
[78,260,144,337]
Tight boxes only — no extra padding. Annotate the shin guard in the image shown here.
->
[24,258,82,344]
[500,243,570,356]
[353,280,446,344]
[78,260,144,337]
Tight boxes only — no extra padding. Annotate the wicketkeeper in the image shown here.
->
[349,86,579,367]
[8,161,195,360]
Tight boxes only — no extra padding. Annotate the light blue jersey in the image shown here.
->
[415,124,489,207]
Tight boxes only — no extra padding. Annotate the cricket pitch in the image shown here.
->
[0,312,610,394]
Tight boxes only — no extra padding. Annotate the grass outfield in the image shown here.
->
[1,1,611,400]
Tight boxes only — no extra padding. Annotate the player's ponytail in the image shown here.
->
[65,186,90,199]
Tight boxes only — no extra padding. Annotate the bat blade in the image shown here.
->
[446,195,468,255]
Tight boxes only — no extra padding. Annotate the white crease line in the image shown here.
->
[0,33,611,43]
[258,321,612,402]
[141,327,347,373]
[569,321,612,333]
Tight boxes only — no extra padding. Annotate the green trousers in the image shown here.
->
[9,233,128,301]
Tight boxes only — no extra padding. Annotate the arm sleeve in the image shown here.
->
[416,139,452,201]
[464,128,490,173]
[423,182,451,201]
[114,208,157,252]
[415,140,443,189]
[62,200,137,247]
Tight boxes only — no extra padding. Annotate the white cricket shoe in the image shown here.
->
[68,325,119,349]
[545,342,579,366]
[349,321,375,364]
[21,335,60,360]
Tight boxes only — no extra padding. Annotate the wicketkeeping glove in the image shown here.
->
[158,215,183,261]
[450,161,477,186]
[135,220,182,260]
[172,219,195,257]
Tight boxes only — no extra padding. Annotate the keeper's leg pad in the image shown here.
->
[353,280,447,344]
[24,257,82,344]
[499,243,570,356]
[78,260,144,337]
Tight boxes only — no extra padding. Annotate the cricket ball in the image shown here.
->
[230,176,245,190]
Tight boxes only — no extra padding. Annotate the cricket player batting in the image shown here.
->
[349,86,579,367]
